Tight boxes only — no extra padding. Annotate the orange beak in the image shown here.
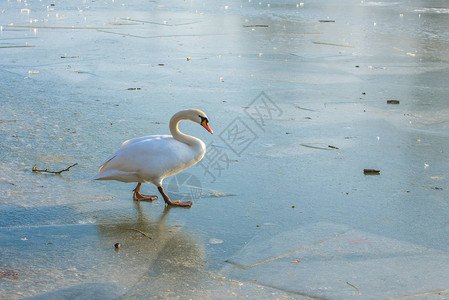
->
[201,120,213,134]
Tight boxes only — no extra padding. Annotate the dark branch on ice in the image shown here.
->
[32,163,78,175]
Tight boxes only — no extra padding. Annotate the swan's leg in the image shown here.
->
[157,186,192,207]
[133,183,158,201]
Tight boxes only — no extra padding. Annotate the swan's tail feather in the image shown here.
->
[83,154,118,182]
[85,173,107,182]
[85,170,140,183]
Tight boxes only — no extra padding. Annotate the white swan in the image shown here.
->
[88,109,213,207]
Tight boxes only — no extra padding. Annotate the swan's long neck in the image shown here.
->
[169,111,203,149]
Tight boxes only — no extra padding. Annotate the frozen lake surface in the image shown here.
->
[1,0,449,298]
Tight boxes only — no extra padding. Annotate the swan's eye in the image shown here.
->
[199,115,208,124]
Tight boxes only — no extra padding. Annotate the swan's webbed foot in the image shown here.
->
[169,200,193,207]
[133,183,158,202]
[158,186,192,208]
[133,192,158,202]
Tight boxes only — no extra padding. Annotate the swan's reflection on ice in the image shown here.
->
[96,203,207,298]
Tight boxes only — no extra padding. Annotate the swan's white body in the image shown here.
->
[88,109,212,206]
[89,134,205,186]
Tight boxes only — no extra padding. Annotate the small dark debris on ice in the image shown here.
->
[364,169,380,175]
[387,100,400,104]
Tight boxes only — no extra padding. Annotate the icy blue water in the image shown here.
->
[1,0,449,298]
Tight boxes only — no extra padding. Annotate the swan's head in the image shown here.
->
[183,109,213,134]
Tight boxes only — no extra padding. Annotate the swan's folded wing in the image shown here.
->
[94,137,148,172]
[120,135,169,149]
